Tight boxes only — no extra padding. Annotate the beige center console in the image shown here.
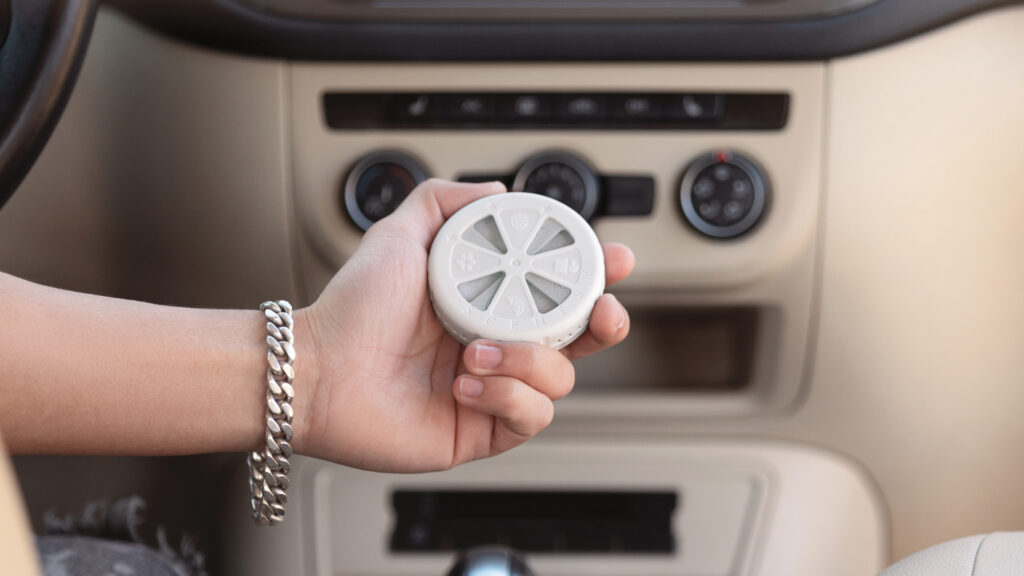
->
[270,61,887,576]
[224,442,885,576]
[291,62,825,420]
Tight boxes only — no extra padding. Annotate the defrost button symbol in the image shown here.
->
[407,96,429,117]
[428,193,605,350]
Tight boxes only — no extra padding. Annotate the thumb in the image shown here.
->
[369,179,506,248]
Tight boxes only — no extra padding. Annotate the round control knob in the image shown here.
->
[679,150,769,239]
[512,151,601,220]
[428,192,605,350]
[343,151,429,231]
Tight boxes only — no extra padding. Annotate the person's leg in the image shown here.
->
[38,535,199,576]
[36,497,206,576]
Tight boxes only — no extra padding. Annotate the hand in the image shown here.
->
[294,179,634,472]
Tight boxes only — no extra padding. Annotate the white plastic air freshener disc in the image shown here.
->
[428,192,605,350]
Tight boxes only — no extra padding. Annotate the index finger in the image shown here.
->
[375,178,507,248]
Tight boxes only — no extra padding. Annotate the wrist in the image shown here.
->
[290,304,323,457]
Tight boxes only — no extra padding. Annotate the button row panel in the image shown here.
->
[324,92,789,130]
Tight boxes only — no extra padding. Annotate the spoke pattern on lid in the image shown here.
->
[462,215,508,254]
[457,271,507,311]
[454,211,581,317]
[527,218,576,255]
[525,272,571,313]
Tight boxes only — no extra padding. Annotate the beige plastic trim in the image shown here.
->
[0,9,298,309]
[0,435,42,576]
[288,62,826,418]
[220,440,887,576]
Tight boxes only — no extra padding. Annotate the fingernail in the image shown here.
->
[613,297,627,330]
[460,377,484,398]
[489,181,506,193]
[475,344,503,369]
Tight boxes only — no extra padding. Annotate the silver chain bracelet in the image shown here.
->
[247,300,296,526]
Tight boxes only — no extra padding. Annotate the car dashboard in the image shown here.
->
[4,0,1024,575]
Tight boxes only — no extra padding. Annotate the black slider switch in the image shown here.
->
[602,176,655,216]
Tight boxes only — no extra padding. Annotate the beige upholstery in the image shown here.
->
[880,534,1024,576]
[0,435,41,576]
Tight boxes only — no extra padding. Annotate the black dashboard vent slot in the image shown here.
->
[390,489,678,554]
[324,92,788,131]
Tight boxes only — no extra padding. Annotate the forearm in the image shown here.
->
[0,272,311,456]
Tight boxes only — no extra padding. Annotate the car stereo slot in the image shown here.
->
[324,92,788,130]
[389,489,678,554]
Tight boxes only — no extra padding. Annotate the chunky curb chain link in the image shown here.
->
[248,300,296,526]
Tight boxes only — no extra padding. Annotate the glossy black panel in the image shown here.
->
[107,0,1021,61]
[324,92,787,131]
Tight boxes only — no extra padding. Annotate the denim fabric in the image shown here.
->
[36,497,206,576]
[37,536,192,576]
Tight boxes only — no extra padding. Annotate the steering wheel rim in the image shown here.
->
[0,0,97,208]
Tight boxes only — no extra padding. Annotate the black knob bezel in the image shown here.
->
[343,150,429,231]
[512,150,601,221]
[679,150,769,239]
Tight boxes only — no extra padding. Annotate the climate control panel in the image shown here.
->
[343,148,768,240]
[292,62,825,418]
